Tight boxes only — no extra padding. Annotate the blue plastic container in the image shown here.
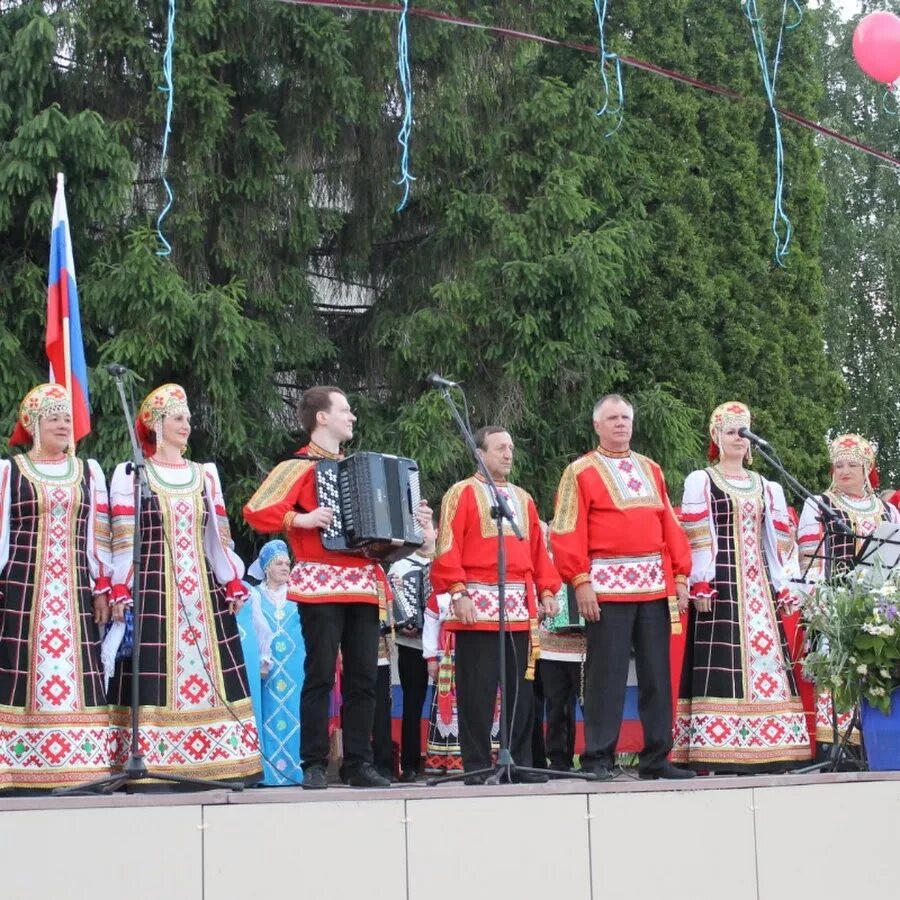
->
[861,690,900,771]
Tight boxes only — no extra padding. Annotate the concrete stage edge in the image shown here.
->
[1,771,897,900]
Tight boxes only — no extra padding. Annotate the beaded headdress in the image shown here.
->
[8,383,72,450]
[829,433,879,490]
[707,401,752,463]
[136,383,190,455]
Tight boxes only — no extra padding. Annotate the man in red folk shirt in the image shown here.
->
[551,394,694,781]
[431,426,561,785]
[244,386,432,790]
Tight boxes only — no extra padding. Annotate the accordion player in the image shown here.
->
[387,558,431,632]
[316,451,425,564]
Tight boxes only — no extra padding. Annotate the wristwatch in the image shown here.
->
[450,590,469,604]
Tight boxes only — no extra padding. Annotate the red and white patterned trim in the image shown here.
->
[590,553,666,599]
[287,561,381,603]
[445,582,528,626]
[0,710,111,789]
[672,702,810,763]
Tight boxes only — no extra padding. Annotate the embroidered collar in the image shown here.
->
[474,471,509,487]
[828,490,879,514]
[597,445,631,459]
[303,442,343,461]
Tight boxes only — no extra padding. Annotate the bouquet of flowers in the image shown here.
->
[801,568,900,716]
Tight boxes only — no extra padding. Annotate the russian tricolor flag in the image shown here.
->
[46,173,91,442]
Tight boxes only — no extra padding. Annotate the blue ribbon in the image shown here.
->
[395,0,415,212]
[593,0,624,136]
[743,0,803,267]
[156,0,177,256]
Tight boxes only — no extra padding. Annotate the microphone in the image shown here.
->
[738,426,770,448]
[425,373,460,389]
[105,363,130,377]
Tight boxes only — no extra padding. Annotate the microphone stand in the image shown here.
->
[427,387,592,786]
[748,437,864,775]
[55,370,245,794]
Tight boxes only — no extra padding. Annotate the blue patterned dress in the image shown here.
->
[241,583,305,785]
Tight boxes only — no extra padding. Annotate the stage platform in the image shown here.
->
[1,770,897,900]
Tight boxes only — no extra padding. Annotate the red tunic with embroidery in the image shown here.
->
[243,444,386,605]
[431,474,561,632]
[550,447,690,602]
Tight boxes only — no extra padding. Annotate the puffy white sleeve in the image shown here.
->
[680,470,716,593]
[762,478,799,594]
[202,463,246,593]
[248,588,275,664]
[796,496,826,586]
[86,459,113,592]
[422,592,450,660]
[0,460,10,578]
[885,500,900,525]
[109,461,137,600]
[422,610,440,660]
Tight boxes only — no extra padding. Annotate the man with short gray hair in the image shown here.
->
[551,395,693,780]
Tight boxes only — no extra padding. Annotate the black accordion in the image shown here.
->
[389,564,431,632]
[315,452,424,563]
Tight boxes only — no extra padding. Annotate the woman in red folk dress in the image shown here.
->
[106,384,261,785]
[673,402,812,774]
[0,384,113,791]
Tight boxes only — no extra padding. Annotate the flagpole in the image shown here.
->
[56,173,75,451]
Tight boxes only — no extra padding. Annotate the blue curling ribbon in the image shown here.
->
[156,0,177,256]
[743,0,803,267]
[395,0,415,212]
[592,0,624,136]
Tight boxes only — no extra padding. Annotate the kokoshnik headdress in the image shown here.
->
[136,383,190,455]
[707,400,752,464]
[8,383,73,452]
[829,433,879,492]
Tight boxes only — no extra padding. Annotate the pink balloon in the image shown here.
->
[853,11,900,85]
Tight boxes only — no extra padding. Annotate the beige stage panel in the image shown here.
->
[754,780,900,900]
[406,793,591,900]
[203,798,408,900]
[0,804,203,900]
[589,788,758,900]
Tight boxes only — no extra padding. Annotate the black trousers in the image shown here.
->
[372,664,394,773]
[531,661,547,769]
[582,599,672,772]
[454,630,532,772]
[397,643,428,773]
[540,659,580,770]
[299,602,379,771]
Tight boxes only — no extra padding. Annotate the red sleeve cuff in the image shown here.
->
[93,576,112,596]
[226,579,250,602]
[110,583,132,605]
[690,581,716,601]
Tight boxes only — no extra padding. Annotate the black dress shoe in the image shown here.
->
[398,770,418,784]
[302,765,328,790]
[586,764,614,780]
[346,763,392,788]
[639,762,695,780]
[463,773,487,786]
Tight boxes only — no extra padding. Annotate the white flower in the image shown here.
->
[879,583,897,597]
[849,656,857,664]
[870,686,886,697]
[881,669,890,679]
[857,664,868,675]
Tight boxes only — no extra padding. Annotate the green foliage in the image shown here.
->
[817,2,900,487]
[0,0,845,554]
